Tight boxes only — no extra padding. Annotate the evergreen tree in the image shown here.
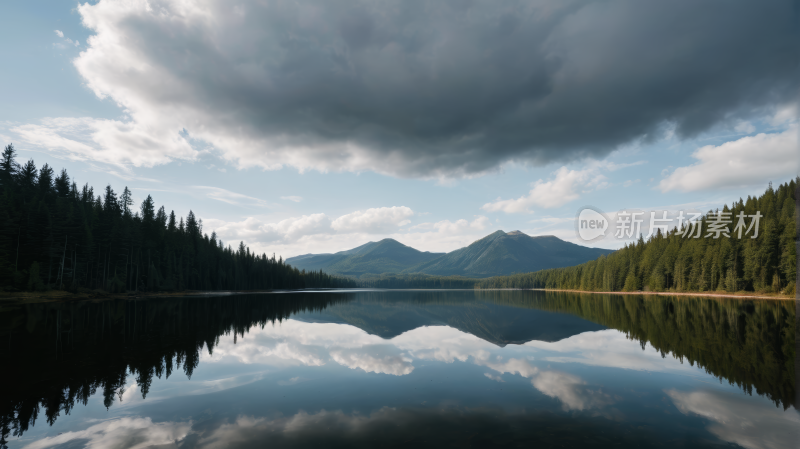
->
[0,153,355,292]
[477,180,797,295]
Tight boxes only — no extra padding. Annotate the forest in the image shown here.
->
[357,273,478,289]
[0,144,356,293]
[475,290,795,409]
[477,180,797,295]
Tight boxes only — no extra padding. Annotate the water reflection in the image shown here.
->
[667,389,800,449]
[0,290,796,448]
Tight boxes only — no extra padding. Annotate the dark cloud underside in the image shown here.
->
[78,0,800,176]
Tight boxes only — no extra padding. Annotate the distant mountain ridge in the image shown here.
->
[291,296,607,347]
[402,230,614,277]
[286,239,444,277]
[287,230,614,278]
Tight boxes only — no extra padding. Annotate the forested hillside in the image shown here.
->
[0,144,355,292]
[357,273,478,289]
[477,180,797,295]
[287,238,443,277]
[403,231,614,277]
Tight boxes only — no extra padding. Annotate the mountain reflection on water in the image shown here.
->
[0,290,797,448]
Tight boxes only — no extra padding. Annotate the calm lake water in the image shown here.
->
[1,290,798,448]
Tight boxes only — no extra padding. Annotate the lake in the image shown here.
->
[1,290,798,448]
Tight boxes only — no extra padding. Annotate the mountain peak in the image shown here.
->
[286,237,443,277]
[402,231,615,277]
[288,230,614,279]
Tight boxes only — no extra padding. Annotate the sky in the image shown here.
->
[1,0,798,259]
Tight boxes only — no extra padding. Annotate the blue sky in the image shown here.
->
[1,0,797,258]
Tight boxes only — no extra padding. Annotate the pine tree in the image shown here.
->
[477,179,797,295]
[0,152,354,292]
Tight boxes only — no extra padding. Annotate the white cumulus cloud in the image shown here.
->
[207,214,333,245]
[11,117,196,168]
[659,126,799,192]
[332,206,415,233]
[206,206,417,248]
[482,166,607,213]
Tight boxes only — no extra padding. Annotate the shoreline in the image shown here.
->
[0,289,278,304]
[525,288,795,301]
[1,287,794,304]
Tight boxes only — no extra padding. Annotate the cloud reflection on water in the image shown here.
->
[532,371,616,412]
[203,320,702,381]
[667,389,800,449]
[17,316,798,449]
[17,407,637,449]
[196,319,685,414]
[22,417,190,449]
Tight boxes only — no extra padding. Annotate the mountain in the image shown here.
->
[288,231,614,279]
[402,230,614,278]
[286,239,444,277]
[291,292,607,346]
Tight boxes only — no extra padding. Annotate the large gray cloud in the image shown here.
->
[62,0,800,177]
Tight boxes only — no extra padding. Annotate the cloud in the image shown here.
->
[483,166,604,213]
[11,117,196,168]
[484,373,505,382]
[479,356,540,378]
[331,206,414,233]
[22,417,191,449]
[734,121,756,134]
[469,351,615,412]
[531,370,615,412]
[85,163,161,183]
[206,206,417,247]
[667,389,800,449]
[52,30,80,49]
[203,207,496,257]
[402,328,618,413]
[20,0,797,178]
[200,319,416,375]
[194,186,270,208]
[411,216,490,234]
[658,126,799,192]
[329,347,415,375]
[483,161,648,213]
[394,325,496,364]
[281,196,303,202]
[207,214,333,245]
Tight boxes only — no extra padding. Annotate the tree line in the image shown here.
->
[0,293,354,441]
[475,290,795,409]
[357,273,478,289]
[0,144,356,293]
[477,180,797,295]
